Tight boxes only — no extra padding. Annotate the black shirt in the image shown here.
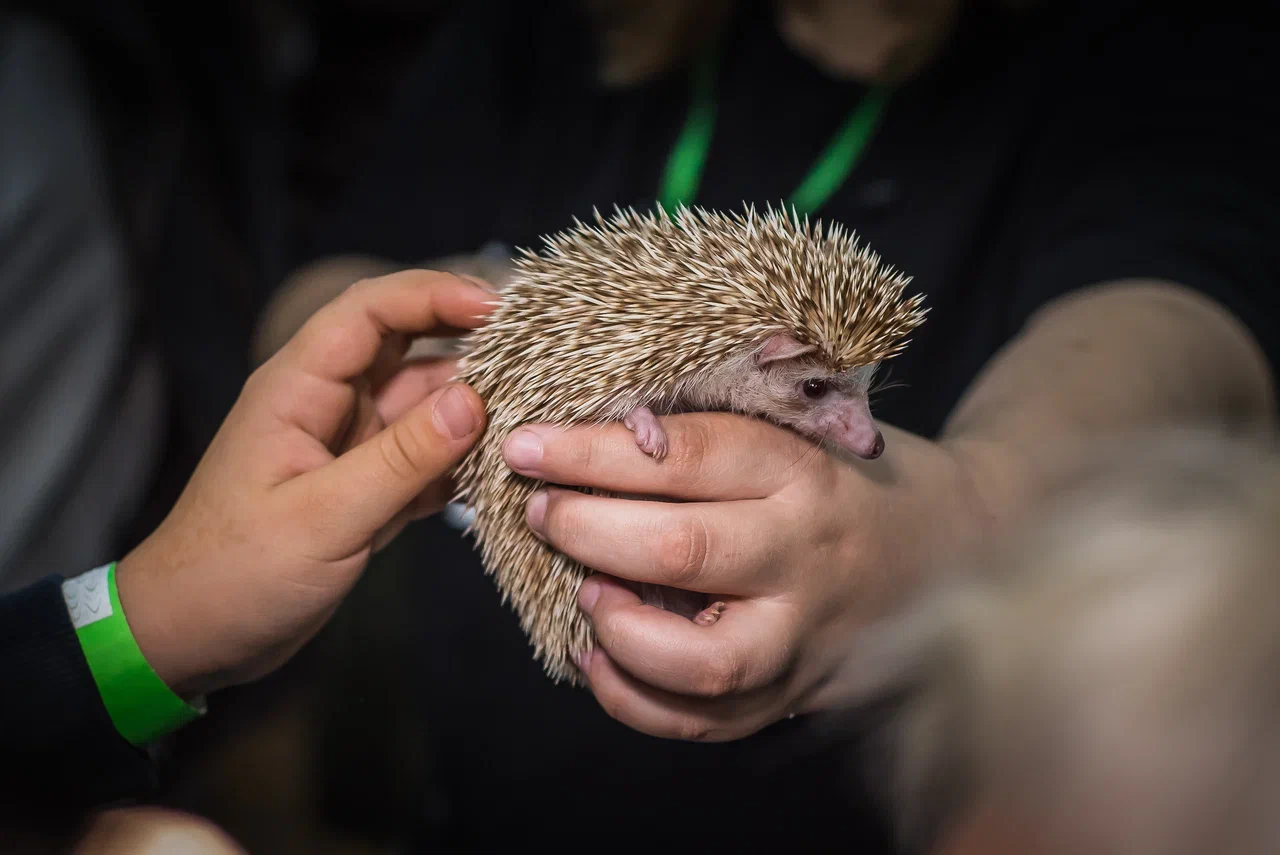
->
[308,0,1278,847]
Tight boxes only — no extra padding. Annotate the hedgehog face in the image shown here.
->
[741,332,885,460]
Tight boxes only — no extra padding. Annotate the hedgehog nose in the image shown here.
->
[866,430,885,460]
[850,426,884,460]
[832,411,883,460]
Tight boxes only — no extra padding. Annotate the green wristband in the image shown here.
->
[61,562,205,746]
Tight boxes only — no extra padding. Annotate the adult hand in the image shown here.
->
[502,413,992,741]
[117,270,494,699]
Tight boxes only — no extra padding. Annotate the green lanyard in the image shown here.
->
[657,45,892,215]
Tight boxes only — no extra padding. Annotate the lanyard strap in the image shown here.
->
[657,45,891,215]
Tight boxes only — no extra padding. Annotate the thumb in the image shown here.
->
[284,383,486,556]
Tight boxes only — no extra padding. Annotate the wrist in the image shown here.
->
[938,435,1020,540]
[904,438,1000,582]
[881,428,1002,565]
[838,428,1001,615]
[940,430,1098,545]
[114,548,208,700]
[61,561,206,746]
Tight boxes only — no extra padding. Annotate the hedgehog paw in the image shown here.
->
[694,602,728,626]
[624,406,668,460]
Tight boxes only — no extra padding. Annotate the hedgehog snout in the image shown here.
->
[820,395,884,460]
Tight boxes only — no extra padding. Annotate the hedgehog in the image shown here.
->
[450,202,928,686]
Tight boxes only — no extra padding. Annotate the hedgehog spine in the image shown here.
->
[451,202,927,686]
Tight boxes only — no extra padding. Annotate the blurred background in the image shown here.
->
[1,0,1275,852]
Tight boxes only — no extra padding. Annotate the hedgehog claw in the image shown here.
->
[624,406,668,460]
[694,602,728,626]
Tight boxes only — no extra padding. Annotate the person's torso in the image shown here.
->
[313,0,1078,440]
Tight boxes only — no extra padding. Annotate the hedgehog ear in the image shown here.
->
[756,333,817,366]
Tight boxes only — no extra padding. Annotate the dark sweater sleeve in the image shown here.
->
[0,575,158,816]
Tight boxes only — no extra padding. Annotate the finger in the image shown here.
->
[578,646,781,742]
[578,574,795,698]
[282,269,496,384]
[502,412,818,501]
[365,332,411,390]
[278,382,486,558]
[245,365,359,451]
[259,271,491,449]
[528,487,795,597]
[374,357,459,425]
[332,376,384,455]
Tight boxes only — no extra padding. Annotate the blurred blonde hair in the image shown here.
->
[831,428,1280,855]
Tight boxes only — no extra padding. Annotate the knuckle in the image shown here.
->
[281,443,331,481]
[592,609,618,646]
[666,419,713,481]
[654,512,710,587]
[577,430,604,475]
[594,599,630,643]
[347,275,382,297]
[541,491,585,548]
[297,310,357,361]
[697,645,747,698]
[240,362,273,398]
[379,419,429,481]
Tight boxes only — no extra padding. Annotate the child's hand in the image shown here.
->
[116,270,493,698]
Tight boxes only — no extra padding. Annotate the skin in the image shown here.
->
[246,4,1272,748]
[73,808,248,855]
[625,332,885,464]
[249,0,973,349]
[933,805,1045,855]
[625,331,886,625]
[579,0,735,87]
[501,280,1274,741]
[251,253,509,367]
[576,0,978,88]
[114,270,493,699]
[772,0,965,85]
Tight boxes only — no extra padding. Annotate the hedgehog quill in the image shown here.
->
[450,203,927,686]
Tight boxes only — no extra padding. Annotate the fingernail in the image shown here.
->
[433,385,479,439]
[572,647,592,675]
[526,490,548,538]
[578,575,601,613]
[504,428,543,471]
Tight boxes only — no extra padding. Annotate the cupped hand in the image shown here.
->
[117,270,495,699]
[502,413,990,741]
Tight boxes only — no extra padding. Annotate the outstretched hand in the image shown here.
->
[502,412,989,741]
[117,270,494,698]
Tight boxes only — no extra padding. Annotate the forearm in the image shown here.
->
[938,280,1276,528]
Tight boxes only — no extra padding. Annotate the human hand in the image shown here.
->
[501,413,991,740]
[253,247,512,365]
[117,270,494,699]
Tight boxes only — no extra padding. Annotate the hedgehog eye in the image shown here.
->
[802,378,829,399]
